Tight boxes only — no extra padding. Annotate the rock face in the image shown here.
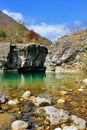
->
[6,44,21,69]
[1,41,87,73]
[5,43,48,72]
[45,43,82,73]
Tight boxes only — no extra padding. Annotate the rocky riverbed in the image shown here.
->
[0,77,87,130]
[0,42,87,129]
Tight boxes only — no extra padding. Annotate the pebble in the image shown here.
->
[60,91,67,95]
[57,99,65,104]
[70,115,86,129]
[29,96,51,106]
[54,128,62,130]
[78,88,83,91]
[83,78,87,85]
[11,120,28,130]
[63,126,78,130]
[8,100,17,105]
[21,91,31,100]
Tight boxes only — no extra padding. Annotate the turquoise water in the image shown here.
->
[0,71,87,119]
[0,71,87,98]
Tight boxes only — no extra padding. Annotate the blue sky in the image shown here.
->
[0,0,87,41]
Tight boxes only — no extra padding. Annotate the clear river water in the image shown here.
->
[0,71,87,120]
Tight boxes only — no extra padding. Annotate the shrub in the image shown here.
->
[0,30,7,39]
[26,30,39,42]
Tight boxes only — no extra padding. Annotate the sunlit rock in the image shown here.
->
[57,99,65,104]
[21,91,31,100]
[34,106,69,125]
[70,115,86,129]
[8,100,17,105]
[80,85,85,89]
[60,91,67,95]
[78,88,83,92]
[54,128,62,130]
[63,126,78,130]
[83,78,87,86]
[11,120,28,130]
[29,96,51,106]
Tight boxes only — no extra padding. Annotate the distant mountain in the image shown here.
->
[0,11,52,46]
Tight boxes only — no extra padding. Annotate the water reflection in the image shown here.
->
[0,71,46,88]
[0,71,87,91]
[44,73,87,93]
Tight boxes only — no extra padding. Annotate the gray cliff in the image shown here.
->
[0,42,86,73]
[45,43,84,73]
[4,43,48,72]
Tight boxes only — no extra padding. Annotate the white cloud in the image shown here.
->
[27,23,70,41]
[2,9,70,41]
[2,9,24,22]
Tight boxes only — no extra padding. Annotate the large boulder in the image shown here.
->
[45,44,78,73]
[45,42,85,73]
[5,43,48,72]
[33,106,69,125]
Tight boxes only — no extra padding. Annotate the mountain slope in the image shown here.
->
[46,29,87,73]
[0,11,52,46]
[55,29,87,46]
[0,11,28,42]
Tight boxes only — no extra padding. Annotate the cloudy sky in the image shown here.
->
[0,0,87,41]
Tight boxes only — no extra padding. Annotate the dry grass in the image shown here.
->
[0,12,52,47]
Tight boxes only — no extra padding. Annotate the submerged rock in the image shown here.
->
[29,96,51,106]
[60,91,67,95]
[0,90,8,104]
[83,78,87,86]
[21,91,31,100]
[54,128,62,130]
[30,96,51,106]
[0,113,15,130]
[63,126,78,130]
[8,100,17,106]
[57,99,65,104]
[11,120,28,130]
[70,115,86,129]
[33,106,69,125]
